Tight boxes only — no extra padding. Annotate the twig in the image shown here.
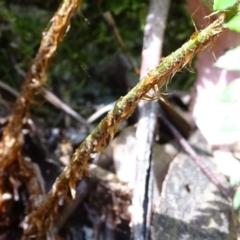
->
[0,80,18,97]
[22,12,228,238]
[54,179,89,232]
[41,87,90,127]
[103,11,140,76]
[160,113,232,202]
[87,102,116,123]
[132,0,170,240]
[0,80,90,127]
[55,164,132,231]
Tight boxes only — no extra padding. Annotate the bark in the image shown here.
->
[132,1,170,239]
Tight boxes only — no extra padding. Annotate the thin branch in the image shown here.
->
[41,87,90,127]
[22,12,227,238]
[87,102,116,123]
[160,113,232,202]
[56,164,132,232]
[54,179,89,232]
[0,80,90,127]
[103,11,140,76]
[0,80,18,97]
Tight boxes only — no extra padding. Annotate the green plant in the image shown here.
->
[213,0,240,214]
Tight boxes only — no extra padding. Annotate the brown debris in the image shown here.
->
[0,0,82,238]
[0,0,82,169]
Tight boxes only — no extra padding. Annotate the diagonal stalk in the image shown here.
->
[23,12,229,238]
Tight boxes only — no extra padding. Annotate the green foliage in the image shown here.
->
[213,0,238,11]
[0,0,195,111]
[220,78,240,103]
[233,188,240,210]
[217,80,240,133]
[0,4,50,88]
[213,1,240,213]
[105,0,129,15]
[224,15,240,31]
[214,0,240,138]
[231,175,240,212]
[0,1,145,108]
[201,0,214,10]
[230,175,240,186]
[214,46,240,71]
[219,110,240,132]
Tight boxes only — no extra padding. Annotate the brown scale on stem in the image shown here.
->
[22,13,227,237]
[0,0,81,169]
[0,0,82,238]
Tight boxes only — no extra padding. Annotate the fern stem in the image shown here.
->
[23,13,227,238]
[0,0,82,168]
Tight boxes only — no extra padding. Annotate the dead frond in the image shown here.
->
[0,0,82,238]
[0,0,82,169]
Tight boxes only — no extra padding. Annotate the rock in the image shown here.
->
[111,126,178,191]
[153,130,236,240]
